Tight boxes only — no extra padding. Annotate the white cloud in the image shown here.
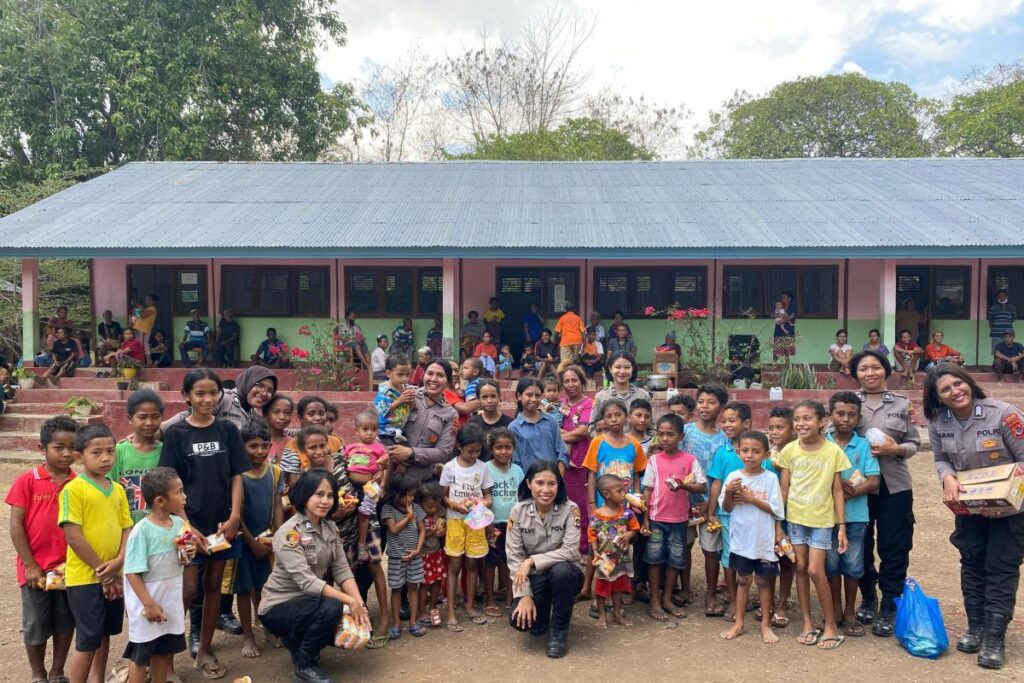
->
[893,0,1024,31]
[876,30,965,65]
[841,60,867,74]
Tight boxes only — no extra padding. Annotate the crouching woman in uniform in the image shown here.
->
[924,365,1024,670]
[258,470,371,683]
[506,460,584,659]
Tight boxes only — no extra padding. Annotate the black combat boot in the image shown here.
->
[956,605,984,654]
[546,629,568,658]
[978,612,1010,669]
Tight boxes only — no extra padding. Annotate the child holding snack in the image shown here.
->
[228,419,284,658]
[60,424,133,683]
[826,392,880,637]
[6,416,78,683]
[766,405,796,628]
[374,353,416,445]
[588,475,640,629]
[777,400,850,650]
[483,428,524,615]
[263,395,294,466]
[159,369,249,679]
[381,475,427,638]
[417,482,447,628]
[719,431,785,644]
[123,467,196,683]
[441,424,493,631]
[110,389,165,525]
[642,414,707,621]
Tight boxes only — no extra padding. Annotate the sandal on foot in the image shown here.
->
[430,608,442,627]
[666,606,688,619]
[818,635,846,650]
[366,633,390,649]
[409,623,427,637]
[797,628,822,646]
[704,605,726,618]
[193,657,226,680]
[771,613,790,628]
[417,616,434,627]
[648,607,669,621]
[446,621,464,632]
[723,613,736,623]
[468,611,488,625]
[484,605,503,617]
[844,622,865,637]
[388,627,402,639]
[589,604,600,619]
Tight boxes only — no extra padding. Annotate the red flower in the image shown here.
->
[298,325,311,336]
[644,306,655,316]
[672,309,685,320]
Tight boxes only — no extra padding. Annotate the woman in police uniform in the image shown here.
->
[259,470,371,683]
[506,461,584,659]
[925,364,1024,670]
[849,350,920,637]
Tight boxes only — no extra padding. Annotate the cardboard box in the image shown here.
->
[945,464,1024,516]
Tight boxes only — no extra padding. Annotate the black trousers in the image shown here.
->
[859,480,914,605]
[509,561,584,633]
[951,512,1024,617]
[259,596,343,669]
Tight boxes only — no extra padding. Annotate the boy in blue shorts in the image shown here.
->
[59,424,133,683]
[826,392,880,637]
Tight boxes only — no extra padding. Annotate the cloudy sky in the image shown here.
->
[318,0,1023,128]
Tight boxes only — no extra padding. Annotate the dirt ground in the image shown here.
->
[0,455,1022,683]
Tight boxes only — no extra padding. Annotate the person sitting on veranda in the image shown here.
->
[893,329,924,381]
[95,310,124,367]
[214,308,241,368]
[252,327,289,369]
[923,330,963,371]
[993,329,1024,384]
[103,328,146,366]
[179,308,212,367]
[827,328,854,375]
[460,310,486,360]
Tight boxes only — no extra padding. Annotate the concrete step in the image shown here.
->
[0,413,104,433]
[23,377,169,390]
[3,402,81,414]
[0,432,44,452]
[13,388,126,402]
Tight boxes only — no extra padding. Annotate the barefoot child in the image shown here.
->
[588,475,639,629]
[777,400,850,651]
[682,384,729,616]
[110,389,165,525]
[123,468,195,683]
[263,395,293,466]
[60,425,133,683]
[417,483,447,628]
[705,402,753,621]
[483,428,524,614]
[719,431,785,644]
[642,414,707,621]
[826,392,879,638]
[766,406,796,627]
[381,475,427,638]
[6,416,78,683]
[230,420,284,658]
[441,425,494,631]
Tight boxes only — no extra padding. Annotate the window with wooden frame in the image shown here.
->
[723,266,838,318]
[220,266,330,317]
[594,267,707,316]
[345,267,442,317]
[897,266,971,320]
[988,266,1024,311]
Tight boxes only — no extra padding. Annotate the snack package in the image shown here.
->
[624,493,647,513]
[45,563,66,591]
[256,530,274,547]
[705,518,722,533]
[340,493,360,508]
[281,494,292,509]
[665,474,682,491]
[683,471,697,485]
[206,533,231,553]
[464,502,495,530]
[335,605,370,650]
[864,427,890,448]
[848,469,867,486]
[777,537,796,563]
[175,523,198,565]
[363,481,382,503]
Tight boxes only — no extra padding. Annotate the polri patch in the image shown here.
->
[285,530,300,547]
[1005,412,1024,439]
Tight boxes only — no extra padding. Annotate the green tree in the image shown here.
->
[936,78,1024,157]
[692,74,930,158]
[453,118,653,160]
[0,0,359,183]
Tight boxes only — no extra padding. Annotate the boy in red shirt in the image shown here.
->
[6,416,79,683]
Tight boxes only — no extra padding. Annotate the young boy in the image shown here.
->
[374,353,416,445]
[540,375,566,422]
[110,389,165,525]
[580,327,604,384]
[59,424,133,683]
[324,403,339,434]
[47,326,79,383]
[642,413,707,621]
[589,475,640,630]
[719,431,785,644]
[766,405,796,626]
[706,402,753,621]
[626,398,655,597]
[667,394,695,422]
[229,420,284,658]
[123,467,195,683]
[826,392,880,637]
[251,328,286,368]
[6,416,79,683]
[682,384,729,616]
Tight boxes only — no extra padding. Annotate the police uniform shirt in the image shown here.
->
[856,391,920,494]
[931,399,1024,487]
[401,389,457,481]
[505,500,582,599]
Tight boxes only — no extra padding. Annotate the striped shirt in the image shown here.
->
[989,302,1017,337]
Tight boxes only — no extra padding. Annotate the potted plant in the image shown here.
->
[64,396,99,417]
[118,357,142,380]
[12,366,36,389]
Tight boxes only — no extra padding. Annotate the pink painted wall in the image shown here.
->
[92,259,215,319]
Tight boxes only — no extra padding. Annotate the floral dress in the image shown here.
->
[561,394,593,553]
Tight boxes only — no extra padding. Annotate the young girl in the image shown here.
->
[509,379,569,472]
[520,344,537,378]
[483,429,524,615]
[417,483,447,628]
[541,374,566,421]
[766,406,796,627]
[262,395,293,466]
[381,475,427,638]
[441,425,494,631]
[466,378,512,461]
[281,426,334,487]
[497,344,514,379]
[533,328,559,379]
[776,400,850,650]
[719,431,785,644]
[159,369,250,679]
[473,331,498,375]
[281,396,343,472]
[589,475,640,629]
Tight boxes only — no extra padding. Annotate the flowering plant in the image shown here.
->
[287,320,359,391]
[644,305,710,320]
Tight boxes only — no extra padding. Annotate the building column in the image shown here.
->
[442,258,460,359]
[879,259,897,349]
[21,258,40,364]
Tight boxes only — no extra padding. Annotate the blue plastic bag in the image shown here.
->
[893,578,949,659]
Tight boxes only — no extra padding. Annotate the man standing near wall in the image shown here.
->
[988,290,1017,356]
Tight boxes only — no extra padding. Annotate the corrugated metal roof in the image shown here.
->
[2,158,1024,259]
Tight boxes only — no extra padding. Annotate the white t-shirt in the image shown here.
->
[371,347,387,373]
[829,343,853,355]
[440,459,494,520]
[718,470,784,562]
[124,516,186,643]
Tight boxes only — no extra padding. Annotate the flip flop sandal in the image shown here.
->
[366,634,390,649]
[755,608,763,619]
[797,628,822,646]
[484,605,504,617]
[634,585,651,603]
[671,590,692,607]
[409,623,427,637]
[771,613,790,628]
[704,605,726,618]
[388,627,402,639]
[844,623,866,637]
[193,658,226,680]
[722,613,736,623]
[430,608,442,627]
[818,635,846,650]
[666,607,688,619]
[589,604,600,619]
[446,621,464,632]
[648,607,669,621]
[417,616,434,627]
[468,611,488,625]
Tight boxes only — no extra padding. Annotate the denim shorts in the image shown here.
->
[825,522,867,579]
[787,522,833,551]
[718,518,733,569]
[729,553,781,579]
[644,520,689,570]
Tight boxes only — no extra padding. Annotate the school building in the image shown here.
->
[2,158,1024,368]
